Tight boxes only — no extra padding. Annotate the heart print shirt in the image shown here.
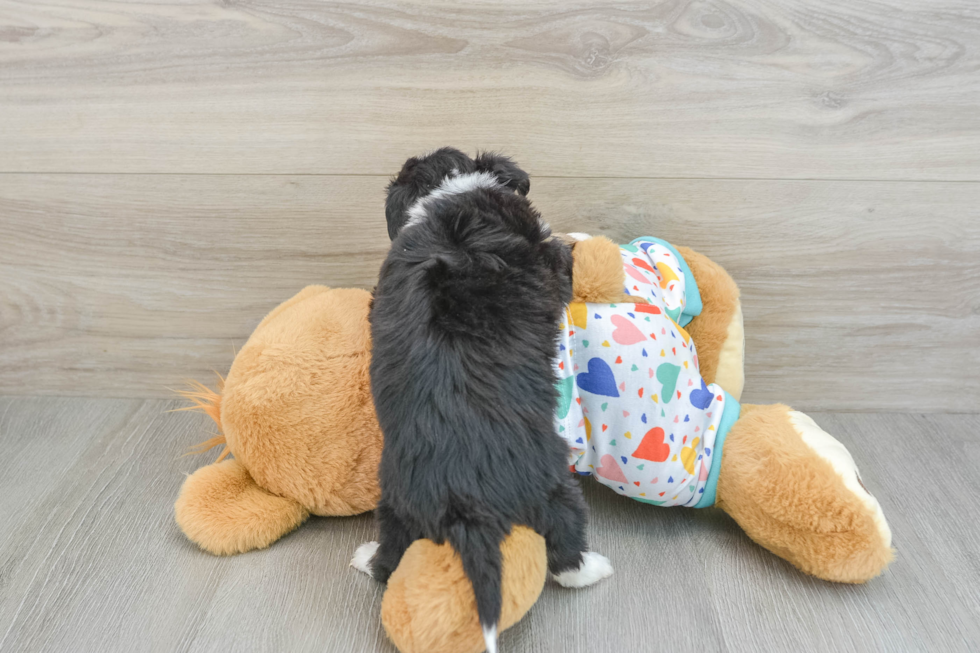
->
[553,238,741,507]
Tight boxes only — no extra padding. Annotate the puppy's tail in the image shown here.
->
[448,522,506,653]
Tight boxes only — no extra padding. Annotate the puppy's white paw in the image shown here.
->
[350,541,379,576]
[552,551,614,588]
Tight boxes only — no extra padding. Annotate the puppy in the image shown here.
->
[352,148,612,652]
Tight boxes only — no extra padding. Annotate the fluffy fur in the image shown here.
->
[674,245,743,394]
[716,403,894,583]
[174,285,384,555]
[380,526,547,653]
[367,149,595,645]
[174,235,891,653]
[385,148,531,239]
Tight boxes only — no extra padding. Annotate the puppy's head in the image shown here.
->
[385,148,531,239]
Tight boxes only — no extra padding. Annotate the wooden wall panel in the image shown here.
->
[0,0,978,179]
[2,174,977,410]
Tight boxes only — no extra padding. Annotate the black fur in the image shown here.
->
[369,148,588,635]
[384,147,530,240]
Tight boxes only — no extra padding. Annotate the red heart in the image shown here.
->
[559,361,564,370]
[677,391,681,399]
[659,491,666,497]
[634,481,641,487]
[632,258,655,273]
[633,303,662,315]
[638,387,644,398]
[602,424,608,432]
[632,427,670,463]
[615,356,623,364]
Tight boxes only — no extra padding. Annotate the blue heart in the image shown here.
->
[690,379,714,410]
[576,357,620,397]
[641,413,647,424]
[621,456,628,464]
[627,312,635,318]
[668,476,674,483]
[576,437,583,444]
[594,313,601,319]
[642,348,648,357]
[683,415,690,422]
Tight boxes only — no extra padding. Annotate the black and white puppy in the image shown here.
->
[352,148,612,653]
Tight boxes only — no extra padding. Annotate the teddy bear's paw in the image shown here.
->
[552,551,614,588]
[350,540,379,576]
[788,411,892,549]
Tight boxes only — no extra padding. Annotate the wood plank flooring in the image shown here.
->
[0,398,977,652]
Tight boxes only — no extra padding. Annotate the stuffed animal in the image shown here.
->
[174,236,893,653]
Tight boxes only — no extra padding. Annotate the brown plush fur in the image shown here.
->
[673,246,741,389]
[175,459,309,555]
[716,404,894,583]
[381,526,547,653]
[174,286,383,556]
[571,236,644,304]
[221,286,382,516]
[174,241,889,653]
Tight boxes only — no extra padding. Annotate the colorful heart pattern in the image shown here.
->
[553,238,733,507]
[576,357,620,397]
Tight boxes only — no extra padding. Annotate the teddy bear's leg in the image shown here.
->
[715,404,893,583]
[568,235,639,304]
[380,526,547,653]
[674,246,744,400]
[175,459,309,555]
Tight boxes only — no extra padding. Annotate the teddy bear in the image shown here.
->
[174,236,893,653]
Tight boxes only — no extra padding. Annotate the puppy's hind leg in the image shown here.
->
[540,479,614,588]
[351,502,415,583]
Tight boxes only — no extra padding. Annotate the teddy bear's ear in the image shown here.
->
[474,151,530,196]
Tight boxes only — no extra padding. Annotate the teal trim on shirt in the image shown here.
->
[628,237,702,327]
[693,391,741,508]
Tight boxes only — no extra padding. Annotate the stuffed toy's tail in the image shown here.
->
[172,376,309,555]
[174,377,229,462]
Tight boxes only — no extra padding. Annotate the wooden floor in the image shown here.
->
[2,1,979,652]
[0,398,977,652]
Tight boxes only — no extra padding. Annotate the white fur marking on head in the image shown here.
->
[552,551,614,588]
[350,541,379,576]
[404,171,501,229]
[482,624,498,653]
[566,232,592,241]
[788,411,892,548]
